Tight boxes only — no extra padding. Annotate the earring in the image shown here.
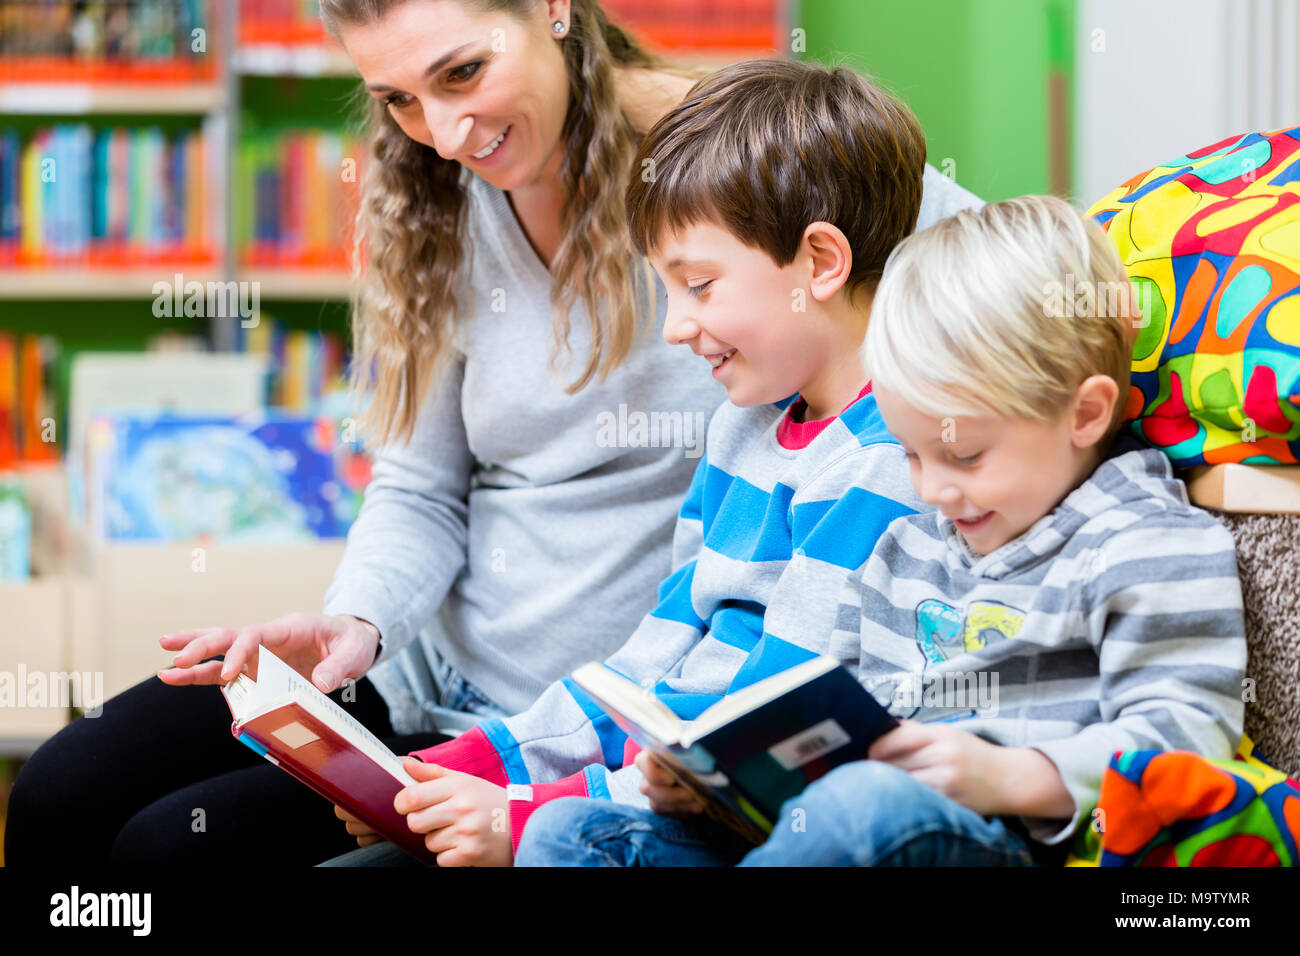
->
[553,20,566,35]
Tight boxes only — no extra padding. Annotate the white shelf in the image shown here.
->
[239,268,355,300]
[0,269,226,300]
[0,269,357,301]
[235,44,357,77]
[0,82,224,115]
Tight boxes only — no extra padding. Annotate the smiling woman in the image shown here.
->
[330,0,706,438]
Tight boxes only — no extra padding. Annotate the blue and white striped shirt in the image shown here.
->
[414,382,923,841]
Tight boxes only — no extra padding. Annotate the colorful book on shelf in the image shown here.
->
[237,127,362,268]
[0,331,60,467]
[1,120,218,268]
[240,0,332,45]
[1,130,19,251]
[0,333,14,466]
[240,315,349,413]
[572,654,900,844]
[0,477,30,581]
[223,643,436,866]
[18,334,58,462]
[0,0,215,83]
[602,0,783,51]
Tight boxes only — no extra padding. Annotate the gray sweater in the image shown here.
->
[323,164,982,730]
[834,434,1247,844]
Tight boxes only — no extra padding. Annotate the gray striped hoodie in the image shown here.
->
[831,434,1247,844]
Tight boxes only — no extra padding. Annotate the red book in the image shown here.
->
[221,645,437,865]
[0,333,15,468]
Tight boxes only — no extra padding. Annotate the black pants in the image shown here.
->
[4,667,446,866]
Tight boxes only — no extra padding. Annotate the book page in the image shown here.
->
[683,655,838,743]
[571,662,685,744]
[222,672,254,720]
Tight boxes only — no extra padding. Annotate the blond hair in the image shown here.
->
[319,0,707,448]
[865,195,1137,438]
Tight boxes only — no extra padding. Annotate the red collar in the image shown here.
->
[776,381,873,450]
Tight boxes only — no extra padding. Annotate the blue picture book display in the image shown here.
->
[88,411,367,542]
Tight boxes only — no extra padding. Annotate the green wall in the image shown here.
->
[794,0,1074,202]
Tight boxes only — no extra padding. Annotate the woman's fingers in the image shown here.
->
[312,643,364,694]
[159,627,220,650]
[165,627,238,667]
[161,613,372,692]
[220,623,276,681]
[157,659,227,686]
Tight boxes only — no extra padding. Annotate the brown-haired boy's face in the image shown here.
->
[652,219,832,410]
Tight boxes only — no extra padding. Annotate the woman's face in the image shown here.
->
[340,0,572,191]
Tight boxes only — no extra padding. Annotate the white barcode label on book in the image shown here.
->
[767,719,851,771]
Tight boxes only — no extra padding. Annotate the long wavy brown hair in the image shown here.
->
[319,0,704,448]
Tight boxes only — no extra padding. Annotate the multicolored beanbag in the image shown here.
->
[1088,127,1300,466]
[1065,736,1300,866]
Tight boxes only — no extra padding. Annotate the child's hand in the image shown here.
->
[394,756,512,866]
[867,719,1014,816]
[635,750,705,817]
[333,804,382,847]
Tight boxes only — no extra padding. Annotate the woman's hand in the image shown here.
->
[394,757,512,867]
[334,805,383,848]
[635,750,705,817]
[157,612,381,693]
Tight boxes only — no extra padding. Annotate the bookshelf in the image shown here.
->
[0,0,791,307]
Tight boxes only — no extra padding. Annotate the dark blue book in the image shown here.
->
[0,131,18,240]
[573,655,899,844]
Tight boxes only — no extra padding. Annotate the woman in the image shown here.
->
[4,0,980,867]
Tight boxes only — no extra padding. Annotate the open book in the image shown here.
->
[221,644,435,865]
[572,655,899,844]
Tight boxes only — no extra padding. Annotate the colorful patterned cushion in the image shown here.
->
[1065,736,1300,866]
[1088,127,1300,466]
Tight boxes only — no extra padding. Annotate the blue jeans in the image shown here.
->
[514,761,1042,866]
[429,646,508,723]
